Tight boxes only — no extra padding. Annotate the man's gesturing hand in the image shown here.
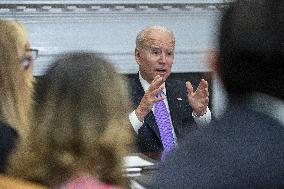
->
[135,75,165,122]
[186,79,209,117]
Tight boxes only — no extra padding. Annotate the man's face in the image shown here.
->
[136,30,174,83]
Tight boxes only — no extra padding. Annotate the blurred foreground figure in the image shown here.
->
[151,0,284,188]
[8,52,133,189]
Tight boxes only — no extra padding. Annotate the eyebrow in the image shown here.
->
[149,46,173,51]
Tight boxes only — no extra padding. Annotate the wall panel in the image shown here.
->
[0,0,227,75]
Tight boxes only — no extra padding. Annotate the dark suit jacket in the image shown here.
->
[129,74,196,152]
[0,121,18,173]
[151,97,284,188]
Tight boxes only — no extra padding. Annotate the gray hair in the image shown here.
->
[135,26,175,50]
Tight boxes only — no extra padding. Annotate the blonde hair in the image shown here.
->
[0,20,34,137]
[8,52,133,188]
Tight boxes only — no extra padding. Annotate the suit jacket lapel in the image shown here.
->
[131,74,161,140]
[165,80,184,137]
[131,75,144,109]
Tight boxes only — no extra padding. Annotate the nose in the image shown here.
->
[159,51,167,64]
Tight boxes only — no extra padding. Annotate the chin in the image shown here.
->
[159,73,169,80]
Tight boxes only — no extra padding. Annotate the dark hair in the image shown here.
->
[218,0,284,100]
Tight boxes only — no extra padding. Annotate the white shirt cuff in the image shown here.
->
[129,110,144,134]
[192,107,211,127]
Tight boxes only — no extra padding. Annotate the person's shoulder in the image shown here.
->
[151,103,284,188]
[127,74,140,87]
[0,175,47,189]
[61,175,123,189]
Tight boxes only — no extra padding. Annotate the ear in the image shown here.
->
[206,50,219,73]
[135,48,142,65]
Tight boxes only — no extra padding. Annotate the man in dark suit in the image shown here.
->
[129,26,211,153]
[151,0,284,188]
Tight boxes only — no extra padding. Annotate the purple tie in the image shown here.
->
[154,93,175,154]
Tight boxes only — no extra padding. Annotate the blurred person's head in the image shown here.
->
[216,0,284,100]
[135,26,175,83]
[0,20,34,135]
[8,52,133,188]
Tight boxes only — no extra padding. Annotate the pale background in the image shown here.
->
[0,0,230,116]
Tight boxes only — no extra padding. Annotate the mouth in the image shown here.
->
[156,68,167,74]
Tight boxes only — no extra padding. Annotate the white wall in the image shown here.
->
[0,0,226,75]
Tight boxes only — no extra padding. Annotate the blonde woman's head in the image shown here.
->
[0,20,34,136]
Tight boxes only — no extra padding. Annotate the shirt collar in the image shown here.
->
[138,72,166,96]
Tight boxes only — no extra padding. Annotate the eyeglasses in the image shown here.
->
[21,48,39,70]
[29,48,39,60]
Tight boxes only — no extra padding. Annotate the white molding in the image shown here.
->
[0,2,230,13]
[0,0,231,4]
